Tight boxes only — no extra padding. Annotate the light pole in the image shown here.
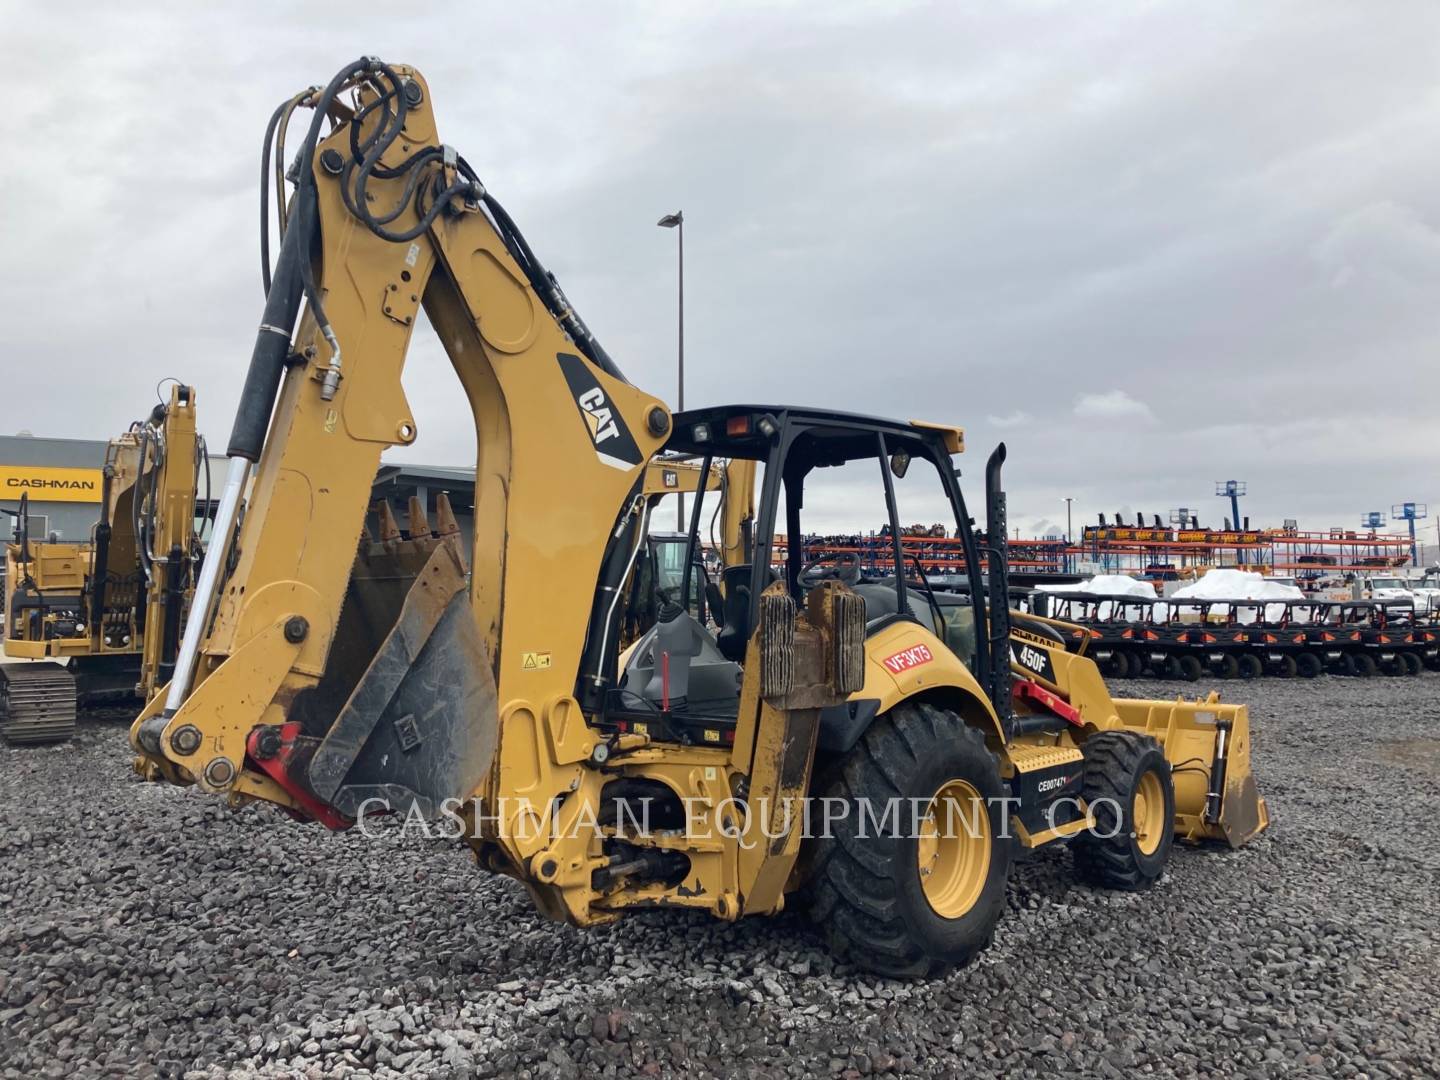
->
[1063,496,1073,574]
[1392,502,1428,567]
[1216,480,1247,565]
[658,211,684,530]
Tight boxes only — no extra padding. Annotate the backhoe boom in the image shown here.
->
[135,60,671,820]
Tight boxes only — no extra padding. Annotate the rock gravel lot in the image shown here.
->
[2,676,1438,1079]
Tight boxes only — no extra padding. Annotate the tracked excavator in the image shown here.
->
[130,60,1267,976]
[2,384,205,744]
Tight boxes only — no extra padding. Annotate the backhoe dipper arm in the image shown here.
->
[132,61,671,810]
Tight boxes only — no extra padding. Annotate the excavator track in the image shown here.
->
[0,663,77,746]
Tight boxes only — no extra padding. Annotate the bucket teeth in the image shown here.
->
[436,493,459,537]
[408,496,431,540]
[376,500,401,545]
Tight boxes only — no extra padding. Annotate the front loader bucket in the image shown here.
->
[1111,692,1269,848]
[279,503,499,822]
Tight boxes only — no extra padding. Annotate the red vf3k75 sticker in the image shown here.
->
[882,643,934,674]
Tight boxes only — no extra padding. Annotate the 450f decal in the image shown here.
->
[1010,639,1057,684]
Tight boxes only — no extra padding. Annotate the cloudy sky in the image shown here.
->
[6,2,1440,542]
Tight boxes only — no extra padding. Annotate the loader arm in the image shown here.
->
[132,61,671,813]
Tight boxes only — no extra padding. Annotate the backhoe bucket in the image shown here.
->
[282,506,499,822]
[1112,693,1268,848]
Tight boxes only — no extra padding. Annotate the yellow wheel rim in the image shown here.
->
[916,779,992,919]
[1132,769,1166,855]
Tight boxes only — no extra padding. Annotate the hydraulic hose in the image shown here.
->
[258,98,288,297]
[194,434,212,544]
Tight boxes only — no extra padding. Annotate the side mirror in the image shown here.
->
[889,451,910,479]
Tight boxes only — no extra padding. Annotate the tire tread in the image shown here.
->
[809,702,1006,978]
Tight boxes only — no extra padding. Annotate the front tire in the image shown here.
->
[806,702,1012,978]
[1073,731,1175,891]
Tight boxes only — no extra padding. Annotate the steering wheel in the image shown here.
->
[798,552,863,588]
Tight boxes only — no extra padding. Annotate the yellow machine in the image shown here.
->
[2,385,204,744]
[641,455,757,557]
[130,60,1266,977]
[622,457,756,642]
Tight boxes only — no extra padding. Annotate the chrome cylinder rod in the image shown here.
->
[162,455,251,716]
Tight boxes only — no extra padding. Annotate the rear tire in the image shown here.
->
[1213,654,1240,679]
[1401,652,1423,676]
[1274,655,1297,679]
[1073,731,1175,891]
[1178,655,1202,682]
[1124,651,1146,678]
[805,702,1012,978]
[1237,655,1263,680]
[1354,653,1377,678]
[1295,652,1322,679]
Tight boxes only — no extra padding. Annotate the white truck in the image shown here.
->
[1409,569,1440,616]
[1365,574,1431,616]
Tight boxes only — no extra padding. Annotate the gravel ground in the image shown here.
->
[2,676,1438,1079]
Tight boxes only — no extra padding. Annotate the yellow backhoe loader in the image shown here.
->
[130,60,1266,976]
[2,384,205,744]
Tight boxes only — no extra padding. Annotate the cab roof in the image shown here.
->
[666,404,964,459]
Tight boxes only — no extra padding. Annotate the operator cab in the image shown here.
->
[607,405,998,746]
